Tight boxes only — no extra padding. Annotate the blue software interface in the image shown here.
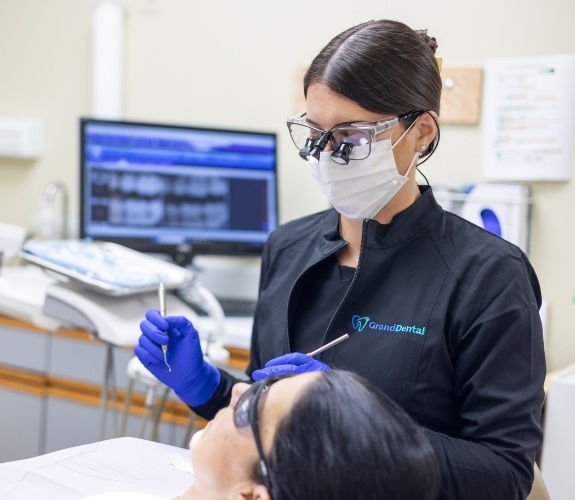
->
[80,119,278,256]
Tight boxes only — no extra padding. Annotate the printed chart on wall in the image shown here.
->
[482,54,575,181]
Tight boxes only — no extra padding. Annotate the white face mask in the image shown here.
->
[306,122,419,220]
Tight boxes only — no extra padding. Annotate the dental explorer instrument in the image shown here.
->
[158,278,171,372]
[306,333,350,357]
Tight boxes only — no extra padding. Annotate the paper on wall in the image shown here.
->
[482,54,575,181]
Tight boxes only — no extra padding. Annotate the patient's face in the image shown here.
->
[189,373,317,495]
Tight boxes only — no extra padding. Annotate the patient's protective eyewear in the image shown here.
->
[233,374,296,493]
[286,111,422,165]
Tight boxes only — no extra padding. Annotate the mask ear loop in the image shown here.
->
[390,118,420,184]
[394,151,420,185]
[391,118,419,150]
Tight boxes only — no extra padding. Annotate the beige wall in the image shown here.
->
[0,0,574,370]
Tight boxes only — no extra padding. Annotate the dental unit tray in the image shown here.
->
[21,239,194,296]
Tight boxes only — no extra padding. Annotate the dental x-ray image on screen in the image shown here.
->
[80,118,278,263]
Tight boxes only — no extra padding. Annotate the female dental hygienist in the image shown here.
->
[136,19,546,500]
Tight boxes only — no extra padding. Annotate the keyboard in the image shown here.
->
[176,289,257,318]
[217,298,257,317]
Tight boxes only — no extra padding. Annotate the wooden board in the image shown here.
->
[440,66,484,125]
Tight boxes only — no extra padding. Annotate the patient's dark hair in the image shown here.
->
[252,370,440,500]
[303,19,441,159]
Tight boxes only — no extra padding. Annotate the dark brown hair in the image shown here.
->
[304,20,441,158]
[252,370,441,499]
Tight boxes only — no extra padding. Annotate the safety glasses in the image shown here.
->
[233,374,296,493]
[286,111,422,165]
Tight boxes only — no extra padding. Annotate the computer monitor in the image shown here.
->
[80,118,278,264]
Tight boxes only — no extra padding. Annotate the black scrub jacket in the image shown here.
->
[195,186,546,500]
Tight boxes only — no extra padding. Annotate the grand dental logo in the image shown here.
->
[351,315,426,336]
[352,315,370,332]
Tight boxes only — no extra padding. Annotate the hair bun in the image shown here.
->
[415,29,438,54]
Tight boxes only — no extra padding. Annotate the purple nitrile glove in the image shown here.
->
[252,352,332,381]
[134,309,220,407]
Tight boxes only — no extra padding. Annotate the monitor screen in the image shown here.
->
[80,118,278,262]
